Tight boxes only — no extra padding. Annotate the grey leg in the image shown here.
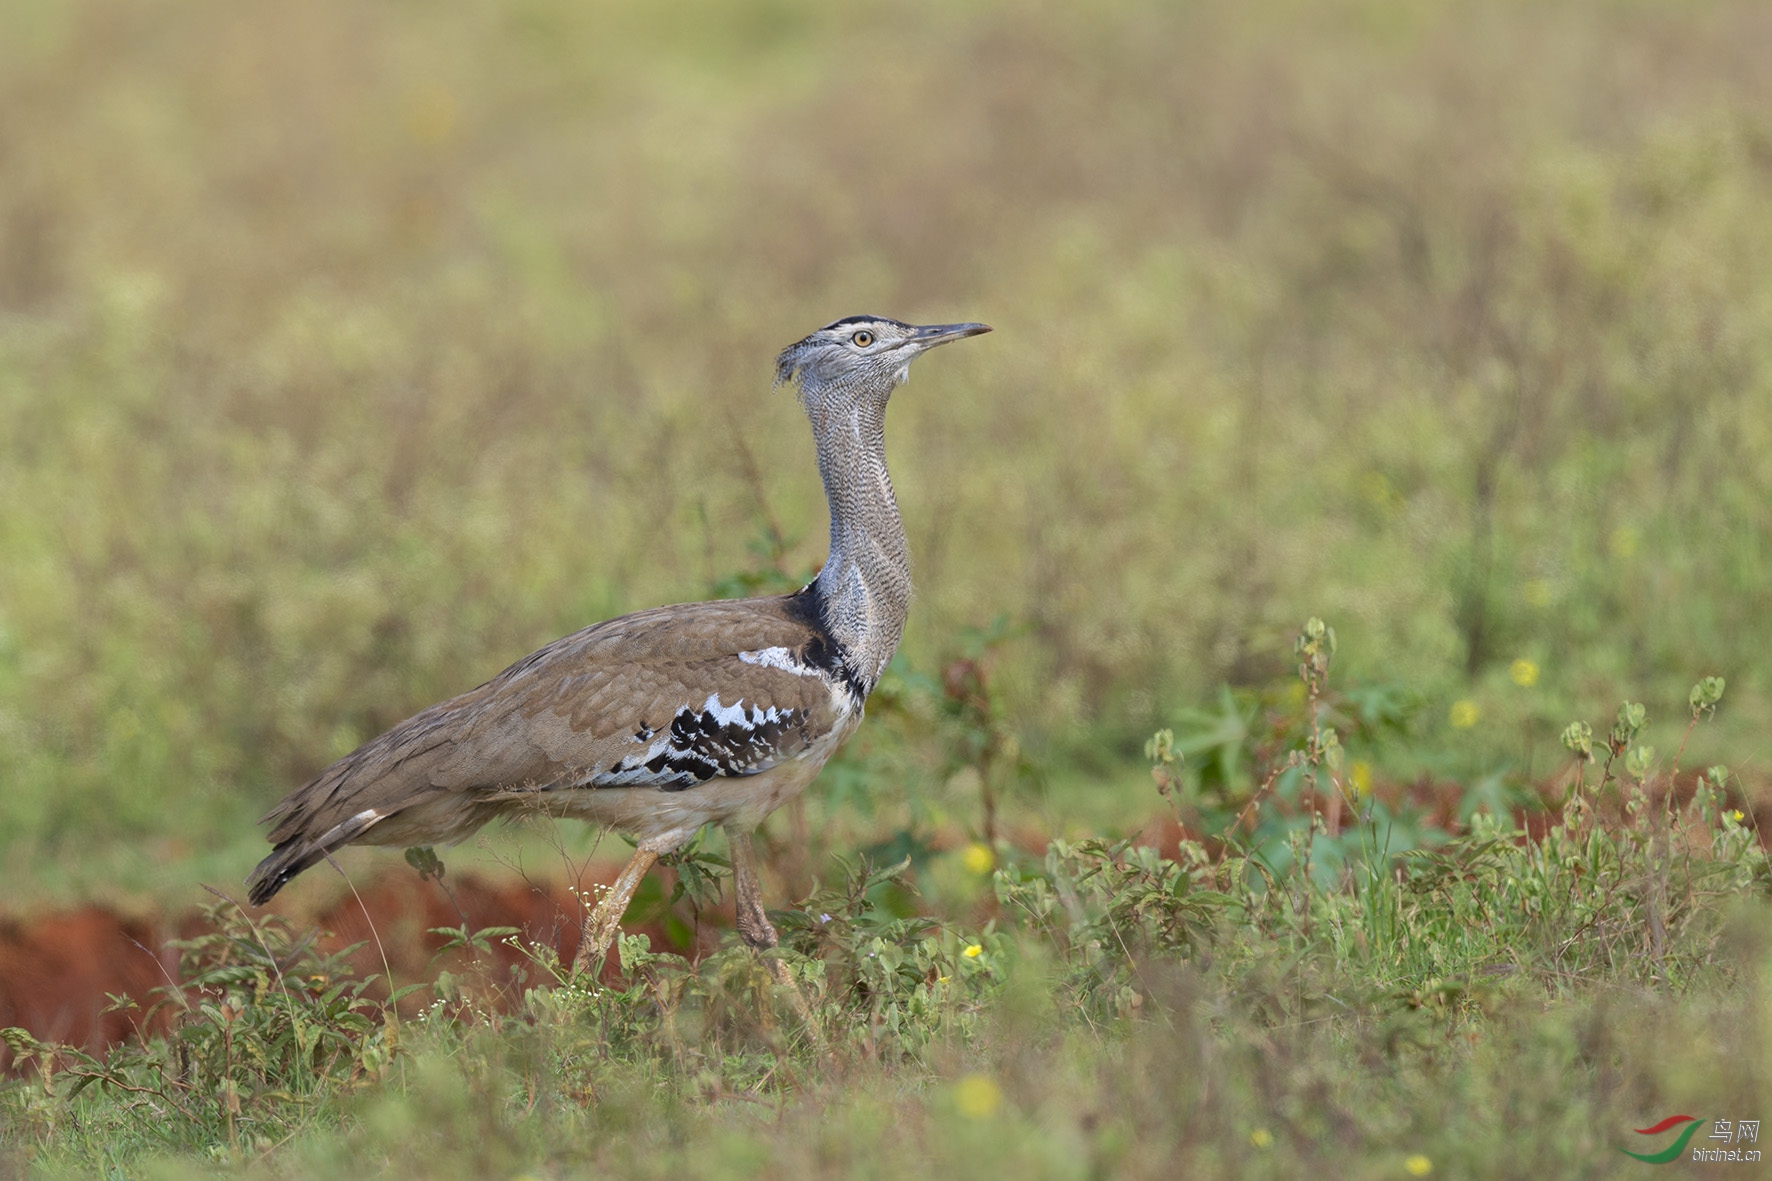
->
[571,846,659,977]
[725,824,781,952]
[724,826,821,1032]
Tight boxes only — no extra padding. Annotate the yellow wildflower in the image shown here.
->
[1509,659,1539,688]
[1449,700,1479,729]
[963,944,983,958]
[1404,1154,1433,1176]
[961,842,995,875]
[954,1073,1002,1119]
[1250,1129,1274,1149]
[1350,760,1373,798]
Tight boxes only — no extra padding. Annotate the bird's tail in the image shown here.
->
[245,840,325,906]
[244,684,493,905]
[245,802,389,905]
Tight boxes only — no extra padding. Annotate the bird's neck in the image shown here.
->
[808,395,910,693]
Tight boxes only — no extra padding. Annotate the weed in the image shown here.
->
[11,624,1764,1178]
[2,899,418,1162]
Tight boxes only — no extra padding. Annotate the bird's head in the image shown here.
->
[775,315,991,405]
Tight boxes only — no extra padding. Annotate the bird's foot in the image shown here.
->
[759,949,821,1040]
[734,921,820,1032]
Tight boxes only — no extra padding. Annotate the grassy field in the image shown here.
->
[4,644,1768,1177]
[3,0,1772,1175]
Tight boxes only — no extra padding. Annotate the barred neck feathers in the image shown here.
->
[775,314,990,697]
[805,385,910,696]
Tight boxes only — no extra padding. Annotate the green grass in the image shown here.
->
[5,652,1769,1176]
[6,625,1770,1177]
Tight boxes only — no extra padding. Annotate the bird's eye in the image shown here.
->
[851,330,874,347]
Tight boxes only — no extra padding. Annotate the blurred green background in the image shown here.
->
[1,0,1768,905]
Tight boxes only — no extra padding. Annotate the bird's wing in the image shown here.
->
[249,591,848,903]
[429,594,849,789]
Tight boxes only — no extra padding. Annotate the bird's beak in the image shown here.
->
[905,322,992,349]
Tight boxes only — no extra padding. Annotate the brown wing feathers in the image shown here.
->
[245,590,845,905]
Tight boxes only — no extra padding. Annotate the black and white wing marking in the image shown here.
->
[591,693,811,791]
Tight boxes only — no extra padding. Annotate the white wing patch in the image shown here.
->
[737,647,821,676]
[585,693,808,792]
[315,806,384,848]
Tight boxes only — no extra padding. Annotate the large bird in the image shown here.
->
[246,315,990,975]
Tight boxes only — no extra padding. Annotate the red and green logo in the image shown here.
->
[1623,1115,1704,1163]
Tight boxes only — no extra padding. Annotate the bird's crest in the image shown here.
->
[773,315,909,393]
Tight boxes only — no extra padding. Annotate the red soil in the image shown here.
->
[0,861,702,1074]
[0,908,173,1063]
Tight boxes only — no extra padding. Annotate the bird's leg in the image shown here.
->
[727,826,825,1044]
[725,824,782,954]
[570,845,659,978]
[726,823,817,1001]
